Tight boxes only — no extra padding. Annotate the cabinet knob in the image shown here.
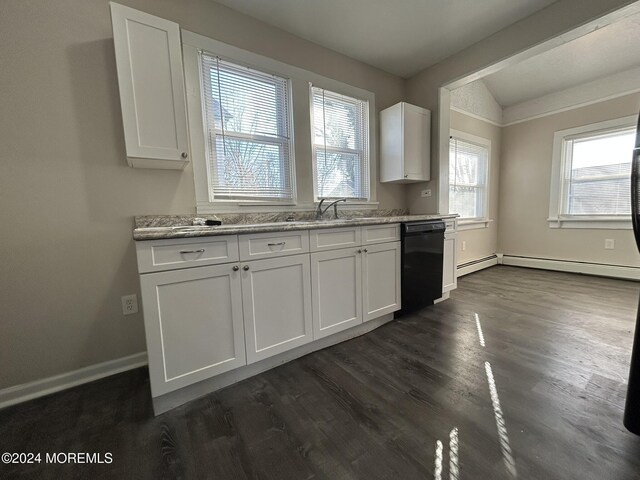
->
[357,249,362,254]
[181,152,188,159]
[232,265,239,271]
[243,265,250,271]
[404,174,408,178]
[364,248,368,253]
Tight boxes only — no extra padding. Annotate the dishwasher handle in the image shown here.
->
[403,221,446,235]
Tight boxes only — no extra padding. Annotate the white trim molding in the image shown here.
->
[547,216,632,230]
[449,129,491,222]
[182,30,378,215]
[458,218,492,231]
[0,352,148,410]
[500,255,640,281]
[548,115,637,230]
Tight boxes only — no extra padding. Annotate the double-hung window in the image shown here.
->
[449,132,490,221]
[200,53,294,202]
[311,86,370,200]
[549,116,635,228]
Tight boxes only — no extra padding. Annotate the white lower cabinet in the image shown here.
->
[311,247,363,339]
[310,239,402,339]
[241,255,313,363]
[362,242,401,321]
[137,224,405,403]
[140,263,246,396]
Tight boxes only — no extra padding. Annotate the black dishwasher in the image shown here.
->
[399,220,446,315]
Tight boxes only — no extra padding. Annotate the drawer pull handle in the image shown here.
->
[267,242,286,247]
[179,249,205,254]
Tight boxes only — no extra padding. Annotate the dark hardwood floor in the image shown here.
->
[2,265,640,479]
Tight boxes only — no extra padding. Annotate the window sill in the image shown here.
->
[457,219,492,231]
[197,200,379,214]
[548,216,632,230]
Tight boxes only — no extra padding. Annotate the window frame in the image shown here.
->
[548,115,636,230]
[309,85,371,202]
[448,129,491,230]
[201,54,296,203]
[182,31,378,214]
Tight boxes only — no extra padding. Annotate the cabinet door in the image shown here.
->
[140,264,245,396]
[443,234,457,293]
[311,248,363,339]
[403,104,431,180]
[241,255,313,363]
[110,3,189,168]
[362,242,401,321]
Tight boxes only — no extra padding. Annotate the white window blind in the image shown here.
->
[311,86,369,200]
[449,136,488,219]
[560,128,634,215]
[200,52,294,201]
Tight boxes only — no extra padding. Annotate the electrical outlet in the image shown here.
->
[121,294,138,315]
[604,239,615,250]
[421,189,432,198]
[461,240,467,251]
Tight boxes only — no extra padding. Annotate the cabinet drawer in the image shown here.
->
[445,219,457,233]
[136,235,239,273]
[362,224,400,244]
[239,231,309,261]
[310,227,362,252]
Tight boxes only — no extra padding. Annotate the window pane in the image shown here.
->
[565,129,634,215]
[315,150,364,198]
[450,186,479,218]
[201,53,293,200]
[212,137,291,199]
[312,86,369,199]
[449,136,488,219]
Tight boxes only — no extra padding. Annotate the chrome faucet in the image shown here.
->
[316,198,347,220]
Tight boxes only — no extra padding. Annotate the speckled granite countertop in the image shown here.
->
[133,211,458,241]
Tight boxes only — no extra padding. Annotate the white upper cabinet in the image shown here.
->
[110,3,190,169]
[380,102,431,183]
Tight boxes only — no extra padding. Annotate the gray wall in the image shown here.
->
[498,93,640,267]
[0,0,405,390]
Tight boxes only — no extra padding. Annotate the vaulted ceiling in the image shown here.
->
[482,11,640,106]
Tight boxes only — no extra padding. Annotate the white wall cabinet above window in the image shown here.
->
[110,3,190,169]
[549,116,636,229]
[380,102,431,183]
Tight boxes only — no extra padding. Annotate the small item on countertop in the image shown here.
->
[205,219,222,226]
[192,217,207,226]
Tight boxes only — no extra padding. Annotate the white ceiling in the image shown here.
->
[213,0,558,78]
[482,12,640,106]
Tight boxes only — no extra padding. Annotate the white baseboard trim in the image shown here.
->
[500,255,640,281]
[0,352,148,410]
[457,255,499,277]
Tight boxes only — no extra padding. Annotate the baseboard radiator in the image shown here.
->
[457,254,499,277]
[499,255,640,281]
